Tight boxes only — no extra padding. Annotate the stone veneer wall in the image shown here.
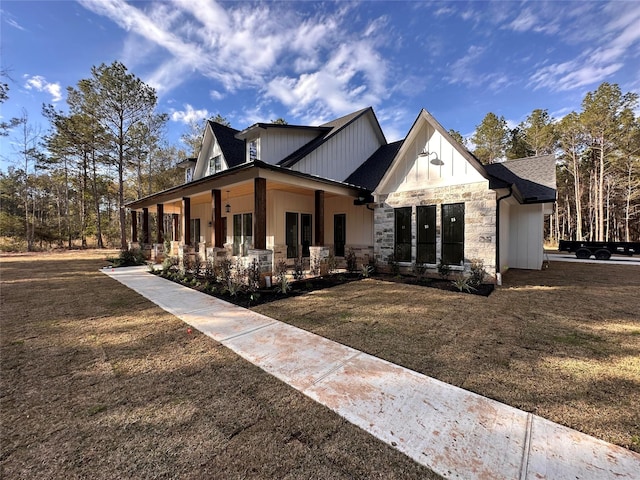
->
[374,182,497,277]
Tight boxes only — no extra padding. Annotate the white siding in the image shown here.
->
[498,201,511,272]
[379,122,485,195]
[292,114,384,182]
[194,129,229,179]
[508,204,544,269]
[258,129,321,165]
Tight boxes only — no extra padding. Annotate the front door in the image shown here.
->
[233,213,252,256]
[417,205,436,264]
[442,203,464,265]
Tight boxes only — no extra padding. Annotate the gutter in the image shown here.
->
[495,185,513,283]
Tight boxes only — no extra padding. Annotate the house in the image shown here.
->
[126,107,556,280]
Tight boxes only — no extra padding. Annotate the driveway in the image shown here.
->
[546,252,640,266]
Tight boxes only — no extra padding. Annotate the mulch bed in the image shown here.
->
[154,270,494,308]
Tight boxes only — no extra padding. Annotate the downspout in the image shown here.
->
[495,185,513,284]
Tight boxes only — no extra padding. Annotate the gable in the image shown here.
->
[193,122,244,180]
[376,110,487,195]
[286,108,387,182]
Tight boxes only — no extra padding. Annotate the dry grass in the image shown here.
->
[0,251,439,479]
[254,262,640,453]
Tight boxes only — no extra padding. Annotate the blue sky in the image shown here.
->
[2,0,639,171]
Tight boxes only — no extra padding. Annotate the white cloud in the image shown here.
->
[78,0,392,122]
[6,18,26,31]
[170,104,210,124]
[23,75,62,103]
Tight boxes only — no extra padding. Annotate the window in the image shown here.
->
[249,139,259,162]
[301,214,312,257]
[208,155,222,175]
[190,218,200,247]
[185,167,193,183]
[286,212,298,258]
[394,207,412,262]
[233,213,252,256]
[417,206,436,264]
[334,214,346,257]
[286,213,312,259]
[442,203,464,265]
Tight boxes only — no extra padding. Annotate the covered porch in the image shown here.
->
[126,161,374,274]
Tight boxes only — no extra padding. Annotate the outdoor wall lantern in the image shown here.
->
[225,190,231,213]
[419,149,444,166]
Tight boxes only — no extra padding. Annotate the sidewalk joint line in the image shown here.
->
[218,321,278,342]
[519,412,533,480]
[309,351,363,388]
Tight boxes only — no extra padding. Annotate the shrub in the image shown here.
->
[469,259,487,287]
[437,258,451,279]
[412,262,427,280]
[326,253,337,274]
[203,258,216,282]
[345,248,358,273]
[115,248,146,267]
[361,264,374,278]
[387,254,400,276]
[162,256,179,273]
[310,254,321,276]
[274,260,291,294]
[293,256,304,280]
[216,257,233,284]
[192,254,203,276]
[452,274,476,293]
[247,258,261,292]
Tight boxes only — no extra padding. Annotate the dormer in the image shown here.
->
[234,123,328,165]
[192,122,245,180]
[176,158,197,184]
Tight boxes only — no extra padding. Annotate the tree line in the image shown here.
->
[1,61,638,251]
[464,82,638,243]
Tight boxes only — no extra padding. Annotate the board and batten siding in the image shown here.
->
[508,203,544,269]
[194,130,227,180]
[378,121,485,195]
[292,115,384,182]
[254,129,320,165]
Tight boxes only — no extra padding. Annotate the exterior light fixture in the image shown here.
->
[225,190,231,213]
[419,149,444,166]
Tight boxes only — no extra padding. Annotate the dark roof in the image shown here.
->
[208,121,245,168]
[484,154,557,203]
[176,157,196,168]
[278,107,378,168]
[344,140,404,190]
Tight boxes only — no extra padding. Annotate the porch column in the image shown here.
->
[172,214,179,241]
[182,197,191,246]
[156,204,164,244]
[254,177,267,250]
[315,190,325,246]
[131,210,138,243]
[142,208,149,244]
[212,189,223,248]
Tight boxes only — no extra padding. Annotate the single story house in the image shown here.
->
[126,107,556,280]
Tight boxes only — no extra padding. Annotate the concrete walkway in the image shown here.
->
[103,266,640,480]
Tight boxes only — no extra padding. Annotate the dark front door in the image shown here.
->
[394,207,411,262]
[442,203,464,265]
[334,214,346,257]
[417,205,436,264]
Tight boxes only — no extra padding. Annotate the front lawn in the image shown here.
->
[0,251,438,479]
[253,261,640,453]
